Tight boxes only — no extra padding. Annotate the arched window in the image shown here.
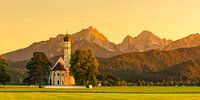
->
[57,80,60,85]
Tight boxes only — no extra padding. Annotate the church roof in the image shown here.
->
[51,62,66,71]
[51,57,67,71]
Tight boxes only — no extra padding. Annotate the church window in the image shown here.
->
[57,80,60,85]
[58,73,60,76]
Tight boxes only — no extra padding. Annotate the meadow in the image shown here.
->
[0,86,200,100]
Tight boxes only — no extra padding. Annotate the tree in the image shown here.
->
[24,52,51,85]
[0,56,10,84]
[11,68,27,84]
[70,49,99,85]
[96,73,121,86]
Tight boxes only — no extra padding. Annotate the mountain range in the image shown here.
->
[3,26,200,62]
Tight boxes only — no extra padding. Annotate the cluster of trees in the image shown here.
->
[0,56,10,84]
[127,80,200,86]
[10,68,27,84]
[96,73,127,86]
[70,49,99,85]
[24,52,51,85]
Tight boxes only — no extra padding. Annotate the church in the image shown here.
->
[49,33,75,86]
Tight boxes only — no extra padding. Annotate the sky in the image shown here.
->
[1,0,200,54]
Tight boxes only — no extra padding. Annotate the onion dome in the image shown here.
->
[64,33,70,42]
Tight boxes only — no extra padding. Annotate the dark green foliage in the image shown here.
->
[162,60,200,82]
[70,49,99,85]
[96,73,127,86]
[10,68,27,84]
[7,60,27,84]
[0,56,10,84]
[24,52,51,85]
[99,46,200,83]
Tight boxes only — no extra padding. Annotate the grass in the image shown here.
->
[0,86,200,100]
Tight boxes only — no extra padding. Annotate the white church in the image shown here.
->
[49,33,75,86]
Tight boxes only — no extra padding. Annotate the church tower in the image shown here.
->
[63,32,71,69]
[50,32,75,86]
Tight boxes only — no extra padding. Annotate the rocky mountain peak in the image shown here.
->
[71,26,118,52]
[136,30,159,41]
[87,26,96,31]
[122,35,134,43]
[74,26,108,42]
[124,35,133,39]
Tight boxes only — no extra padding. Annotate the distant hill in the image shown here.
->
[98,46,200,82]
[3,26,200,62]
[162,60,200,81]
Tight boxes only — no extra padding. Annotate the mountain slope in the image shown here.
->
[72,39,118,58]
[3,34,64,61]
[99,46,200,82]
[164,33,200,50]
[3,27,120,61]
[163,60,200,81]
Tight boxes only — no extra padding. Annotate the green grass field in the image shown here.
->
[0,86,200,100]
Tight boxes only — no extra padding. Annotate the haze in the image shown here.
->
[1,0,200,54]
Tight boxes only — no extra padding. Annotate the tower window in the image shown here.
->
[58,73,60,76]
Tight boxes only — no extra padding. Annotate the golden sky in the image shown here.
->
[1,0,200,54]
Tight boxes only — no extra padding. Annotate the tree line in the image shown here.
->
[2,49,200,86]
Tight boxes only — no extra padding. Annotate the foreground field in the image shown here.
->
[0,86,200,100]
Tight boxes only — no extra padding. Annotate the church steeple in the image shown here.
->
[50,31,75,86]
[63,31,71,69]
